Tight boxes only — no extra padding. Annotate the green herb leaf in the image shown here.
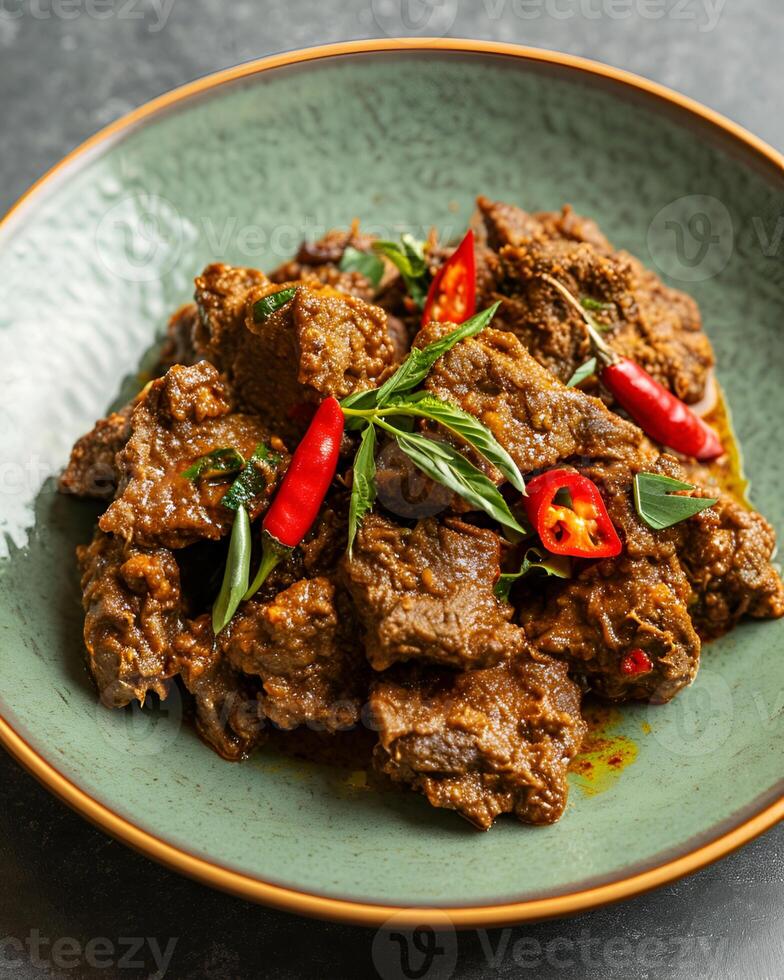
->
[495,547,572,602]
[212,504,251,634]
[339,247,385,288]
[340,388,382,431]
[390,428,525,536]
[222,443,283,512]
[373,234,429,308]
[633,472,717,530]
[383,391,525,493]
[347,424,377,556]
[580,297,614,312]
[565,357,597,389]
[253,286,297,322]
[181,447,245,481]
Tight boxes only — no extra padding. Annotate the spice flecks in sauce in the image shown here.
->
[570,699,639,796]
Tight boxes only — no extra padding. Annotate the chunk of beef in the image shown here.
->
[173,614,265,760]
[680,491,784,637]
[239,281,397,435]
[471,197,612,306]
[532,205,614,250]
[519,453,702,703]
[523,556,700,703]
[576,455,782,650]
[193,263,269,366]
[493,238,630,384]
[371,655,586,829]
[473,197,715,403]
[269,225,379,303]
[156,302,201,373]
[419,321,646,477]
[222,577,367,732]
[341,514,525,671]
[475,195,547,251]
[100,362,281,549]
[277,224,377,272]
[610,255,714,404]
[77,530,182,707]
[373,437,453,520]
[195,264,398,440]
[59,403,133,499]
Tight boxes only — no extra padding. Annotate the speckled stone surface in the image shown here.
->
[1,4,783,979]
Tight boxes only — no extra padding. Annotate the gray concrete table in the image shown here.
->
[1,2,781,977]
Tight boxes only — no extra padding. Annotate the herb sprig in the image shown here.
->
[633,472,717,530]
[342,303,525,548]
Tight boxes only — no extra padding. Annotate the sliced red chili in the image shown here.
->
[421,229,476,327]
[244,396,344,599]
[620,648,654,675]
[524,469,622,559]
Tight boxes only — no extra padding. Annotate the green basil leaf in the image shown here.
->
[253,286,297,322]
[495,547,572,602]
[580,297,613,312]
[222,442,283,512]
[384,391,525,493]
[372,235,429,308]
[212,504,251,634]
[373,301,501,407]
[565,357,597,389]
[347,424,377,556]
[633,472,717,530]
[181,447,245,481]
[391,428,525,535]
[339,247,385,288]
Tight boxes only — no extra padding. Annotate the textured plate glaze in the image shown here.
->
[1,42,782,925]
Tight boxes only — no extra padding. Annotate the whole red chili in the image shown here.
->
[524,468,622,559]
[620,648,654,675]
[542,275,723,461]
[422,229,476,327]
[244,396,344,599]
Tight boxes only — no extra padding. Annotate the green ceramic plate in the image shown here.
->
[1,41,782,926]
